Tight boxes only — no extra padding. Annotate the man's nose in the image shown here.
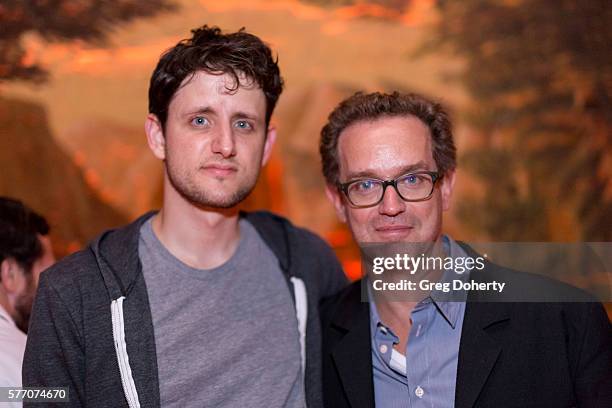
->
[210,124,236,158]
[378,185,406,217]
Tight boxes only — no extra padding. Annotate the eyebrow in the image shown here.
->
[231,111,260,122]
[344,161,432,181]
[184,106,215,117]
[183,107,261,122]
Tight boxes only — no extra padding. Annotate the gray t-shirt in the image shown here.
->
[138,218,305,407]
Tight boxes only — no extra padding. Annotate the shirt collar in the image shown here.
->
[429,235,471,328]
[368,235,471,331]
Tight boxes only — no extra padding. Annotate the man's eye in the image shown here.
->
[191,116,209,126]
[405,175,418,184]
[356,180,375,191]
[399,174,426,187]
[234,120,252,130]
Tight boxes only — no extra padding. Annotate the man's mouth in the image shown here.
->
[374,224,414,239]
[201,164,238,177]
[376,224,413,231]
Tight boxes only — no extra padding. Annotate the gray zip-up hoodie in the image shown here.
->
[23,211,347,407]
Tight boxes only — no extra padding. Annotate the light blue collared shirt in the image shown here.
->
[369,235,471,407]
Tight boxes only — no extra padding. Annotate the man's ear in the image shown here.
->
[440,170,456,212]
[0,258,22,293]
[145,114,166,160]
[325,183,347,223]
[261,126,277,167]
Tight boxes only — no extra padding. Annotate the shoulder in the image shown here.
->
[469,263,610,338]
[320,280,362,329]
[39,248,99,298]
[460,241,601,303]
[245,210,333,250]
[245,210,341,266]
[42,212,154,299]
[0,314,26,349]
[472,262,598,303]
[245,210,348,295]
[283,217,348,295]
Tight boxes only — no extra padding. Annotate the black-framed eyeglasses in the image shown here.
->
[338,171,441,208]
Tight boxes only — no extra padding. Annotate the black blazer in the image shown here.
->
[321,255,612,408]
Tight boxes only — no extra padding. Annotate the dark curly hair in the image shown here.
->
[148,25,284,129]
[0,197,50,276]
[320,91,457,185]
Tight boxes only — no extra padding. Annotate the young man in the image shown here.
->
[23,26,346,408]
[319,92,611,407]
[0,197,55,405]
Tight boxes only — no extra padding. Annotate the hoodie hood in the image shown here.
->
[90,211,156,301]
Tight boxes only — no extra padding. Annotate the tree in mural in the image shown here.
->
[0,0,178,253]
[304,0,611,240]
[0,0,177,82]
[430,0,611,240]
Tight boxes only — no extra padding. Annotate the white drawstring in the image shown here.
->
[111,296,141,408]
[290,277,308,377]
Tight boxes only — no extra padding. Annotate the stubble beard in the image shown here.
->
[165,160,259,209]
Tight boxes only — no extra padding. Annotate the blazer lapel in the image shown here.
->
[330,282,375,408]
[455,263,512,408]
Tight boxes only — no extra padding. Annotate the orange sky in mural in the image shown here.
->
[15,0,437,78]
[200,0,436,26]
[4,0,464,143]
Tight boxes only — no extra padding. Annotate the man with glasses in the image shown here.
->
[337,172,441,209]
[318,91,611,407]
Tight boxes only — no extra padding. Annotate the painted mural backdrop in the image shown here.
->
[2,0,610,279]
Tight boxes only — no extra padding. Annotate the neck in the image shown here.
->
[0,292,15,322]
[153,178,242,270]
[370,236,448,351]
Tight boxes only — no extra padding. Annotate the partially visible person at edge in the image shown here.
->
[318,91,612,408]
[1,197,55,407]
[23,26,347,408]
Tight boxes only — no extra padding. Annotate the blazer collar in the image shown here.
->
[329,281,376,408]
[455,242,513,408]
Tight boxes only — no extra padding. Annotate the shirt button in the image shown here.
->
[379,344,388,354]
[415,386,424,398]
